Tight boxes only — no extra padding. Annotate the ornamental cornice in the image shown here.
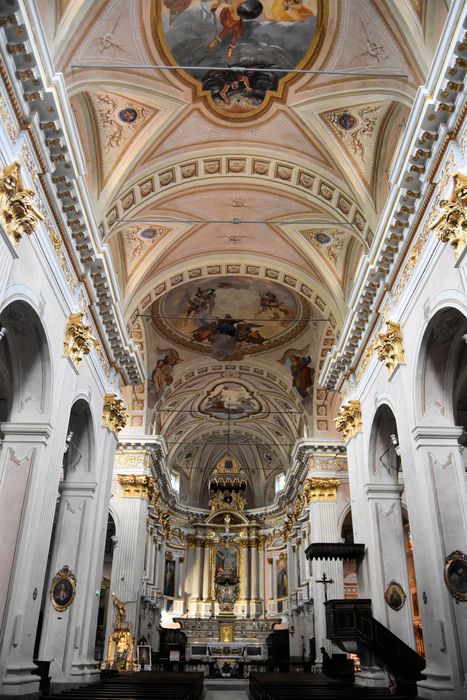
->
[335,400,362,442]
[375,321,405,374]
[320,9,467,391]
[63,312,95,367]
[0,6,143,384]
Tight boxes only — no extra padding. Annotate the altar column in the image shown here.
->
[250,540,259,617]
[201,543,211,614]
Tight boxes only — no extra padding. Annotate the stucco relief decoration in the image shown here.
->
[0,161,44,247]
[151,276,308,360]
[430,172,467,258]
[154,0,323,118]
[375,321,405,374]
[334,400,362,441]
[64,312,96,367]
[102,393,128,435]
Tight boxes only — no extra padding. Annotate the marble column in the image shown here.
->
[202,545,211,603]
[250,542,259,616]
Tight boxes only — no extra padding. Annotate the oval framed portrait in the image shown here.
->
[444,550,467,601]
[384,581,406,611]
[50,565,77,611]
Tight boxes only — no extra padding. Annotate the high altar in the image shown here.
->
[174,456,280,661]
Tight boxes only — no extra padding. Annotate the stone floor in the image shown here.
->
[204,678,249,698]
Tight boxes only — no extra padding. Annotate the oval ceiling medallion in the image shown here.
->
[153,1,326,119]
[151,276,310,360]
[118,107,138,123]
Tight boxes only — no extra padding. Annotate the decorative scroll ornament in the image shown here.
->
[0,161,44,247]
[430,172,467,258]
[375,321,405,373]
[50,565,77,611]
[334,400,362,441]
[64,312,96,367]
[102,393,127,435]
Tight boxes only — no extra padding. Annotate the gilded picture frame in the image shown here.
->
[444,550,467,601]
[50,565,77,611]
[384,580,406,611]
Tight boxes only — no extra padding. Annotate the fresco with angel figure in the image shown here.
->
[155,1,322,116]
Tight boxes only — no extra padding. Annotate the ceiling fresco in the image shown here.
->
[155,0,322,117]
[42,0,448,506]
[150,276,310,360]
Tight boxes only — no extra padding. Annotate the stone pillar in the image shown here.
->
[104,474,151,663]
[0,422,53,697]
[39,480,97,683]
[364,483,414,647]
[409,426,467,700]
[307,478,344,663]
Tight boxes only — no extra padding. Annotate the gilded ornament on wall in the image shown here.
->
[375,321,405,374]
[0,161,44,247]
[102,393,127,435]
[63,312,96,367]
[430,172,467,258]
[334,400,362,441]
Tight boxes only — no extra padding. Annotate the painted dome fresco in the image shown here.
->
[154,0,323,117]
[150,276,309,360]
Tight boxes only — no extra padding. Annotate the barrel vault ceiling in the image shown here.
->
[37,0,448,507]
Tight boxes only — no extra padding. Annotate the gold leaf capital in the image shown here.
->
[335,400,362,442]
[375,321,405,374]
[0,161,44,248]
[102,393,127,435]
[64,312,95,367]
[430,172,467,258]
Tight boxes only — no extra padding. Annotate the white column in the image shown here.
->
[308,491,344,663]
[104,478,149,660]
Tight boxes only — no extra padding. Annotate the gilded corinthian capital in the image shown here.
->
[0,161,44,247]
[430,172,467,258]
[64,312,95,367]
[102,394,127,435]
[334,400,362,441]
[118,474,155,498]
[375,321,405,374]
[304,477,341,501]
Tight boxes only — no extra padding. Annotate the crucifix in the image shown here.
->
[316,572,334,603]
